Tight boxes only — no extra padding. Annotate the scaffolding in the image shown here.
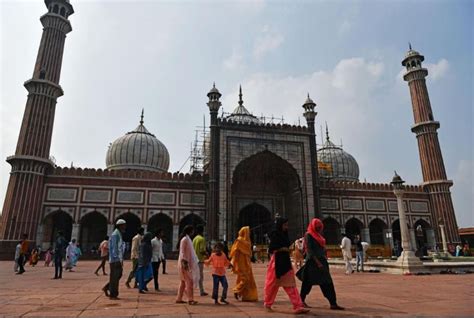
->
[189,115,209,174]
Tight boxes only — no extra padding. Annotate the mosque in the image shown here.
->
[0,0,461,258]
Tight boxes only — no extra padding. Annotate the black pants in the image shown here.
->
[104,262,123,297]
[212,274,228,300]
[152,261,161,290]
[162,258,167,273]
[95,256,108,274]
[54,255,63,278]
[300,280,337,306]
[17,255,25,273]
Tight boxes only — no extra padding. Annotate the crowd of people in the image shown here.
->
[15,214,471,315]
[94,216,344,314]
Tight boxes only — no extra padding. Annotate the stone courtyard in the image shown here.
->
[0,260,472,317]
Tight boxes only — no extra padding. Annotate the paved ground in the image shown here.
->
[0,260,472,317]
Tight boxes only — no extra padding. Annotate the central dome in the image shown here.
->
[317,130,359,182]
[226,86,261,125]
[106,111,170,172]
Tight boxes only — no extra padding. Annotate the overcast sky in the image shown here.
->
[1,0,472,227]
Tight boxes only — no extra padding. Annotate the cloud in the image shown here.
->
[338,20,351,36]
[222,57,386,145]
[425,58,449,81]
[253,26,284,60]
[223,50,245,71]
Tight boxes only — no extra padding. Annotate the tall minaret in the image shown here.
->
[206,83,222,240]
[302,94,321,221]
[0,1,74,242]
[402,45,460,244]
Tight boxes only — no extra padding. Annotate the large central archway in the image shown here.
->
[231,150,304,242]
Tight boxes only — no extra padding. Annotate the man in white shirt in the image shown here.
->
[340,233,353,275]
[151,229,165,291]
[125,227,144,289]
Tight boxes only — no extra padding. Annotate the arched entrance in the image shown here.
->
[345,218,363,242]
[80,212,107,255]
[414,219,431,256]
[239,203,272,244]
[115,213,142,243]
[148,213,173,243]
[323,217,340,245]
[179,213,205,236]
[369,218,387,245]
[42,211,73,246]
[231,150,304,242]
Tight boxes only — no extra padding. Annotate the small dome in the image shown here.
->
[317,132,359,182]
[226,85,261,125]
[106,112,170,172]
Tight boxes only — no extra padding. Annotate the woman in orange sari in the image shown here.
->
[230,226,258,301]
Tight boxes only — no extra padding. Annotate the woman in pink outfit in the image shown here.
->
[176,225,200,305]
[264,217,309,314]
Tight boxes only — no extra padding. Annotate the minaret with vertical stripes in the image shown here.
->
[0,0,74,242]
[402,45,460,244]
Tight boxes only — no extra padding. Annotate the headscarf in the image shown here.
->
[230,226,251,258]
[269,217,292,278]
[305,218,326,251]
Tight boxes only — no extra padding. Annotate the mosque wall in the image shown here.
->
[37,167,207,252]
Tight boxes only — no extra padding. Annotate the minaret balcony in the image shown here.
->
[24,79,64,99]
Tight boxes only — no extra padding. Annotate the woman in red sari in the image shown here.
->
[264,217,309,314]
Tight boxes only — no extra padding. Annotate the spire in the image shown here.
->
[140,108,144,125]
[408,42,412,50]
[325,121,330,142]
[238,85,243,106]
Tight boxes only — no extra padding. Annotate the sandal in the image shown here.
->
[188,300,198,305]
[175,300,186,304]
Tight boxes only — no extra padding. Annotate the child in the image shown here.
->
[44,248,53,267]
[205,242,232,305]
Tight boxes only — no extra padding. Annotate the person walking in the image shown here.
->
[161,236,168,274]
[65,239,77,272]
[126,227,144,288]
[53,231,68,279]
[176,225,199,305]
[229,226,258,302]
[95,236,109,276]
[102,219,126,299]
[16,233,29,275]
[151,229,165,291]
[136,232,153,294]
[14,241,21,273]
[205,242,231,305]
[192,224,208,296]
[297,218,344,310]
[44,247,53,267]
[354,235,364,272]
[340,233,353,275]
[264,217,308,314]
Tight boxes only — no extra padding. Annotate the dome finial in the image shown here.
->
[140,108,144,125]
[408,42,412,50]
[325,121,330,142]
[238,85,243,106]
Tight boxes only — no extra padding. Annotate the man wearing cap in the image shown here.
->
[102,219,126,299]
